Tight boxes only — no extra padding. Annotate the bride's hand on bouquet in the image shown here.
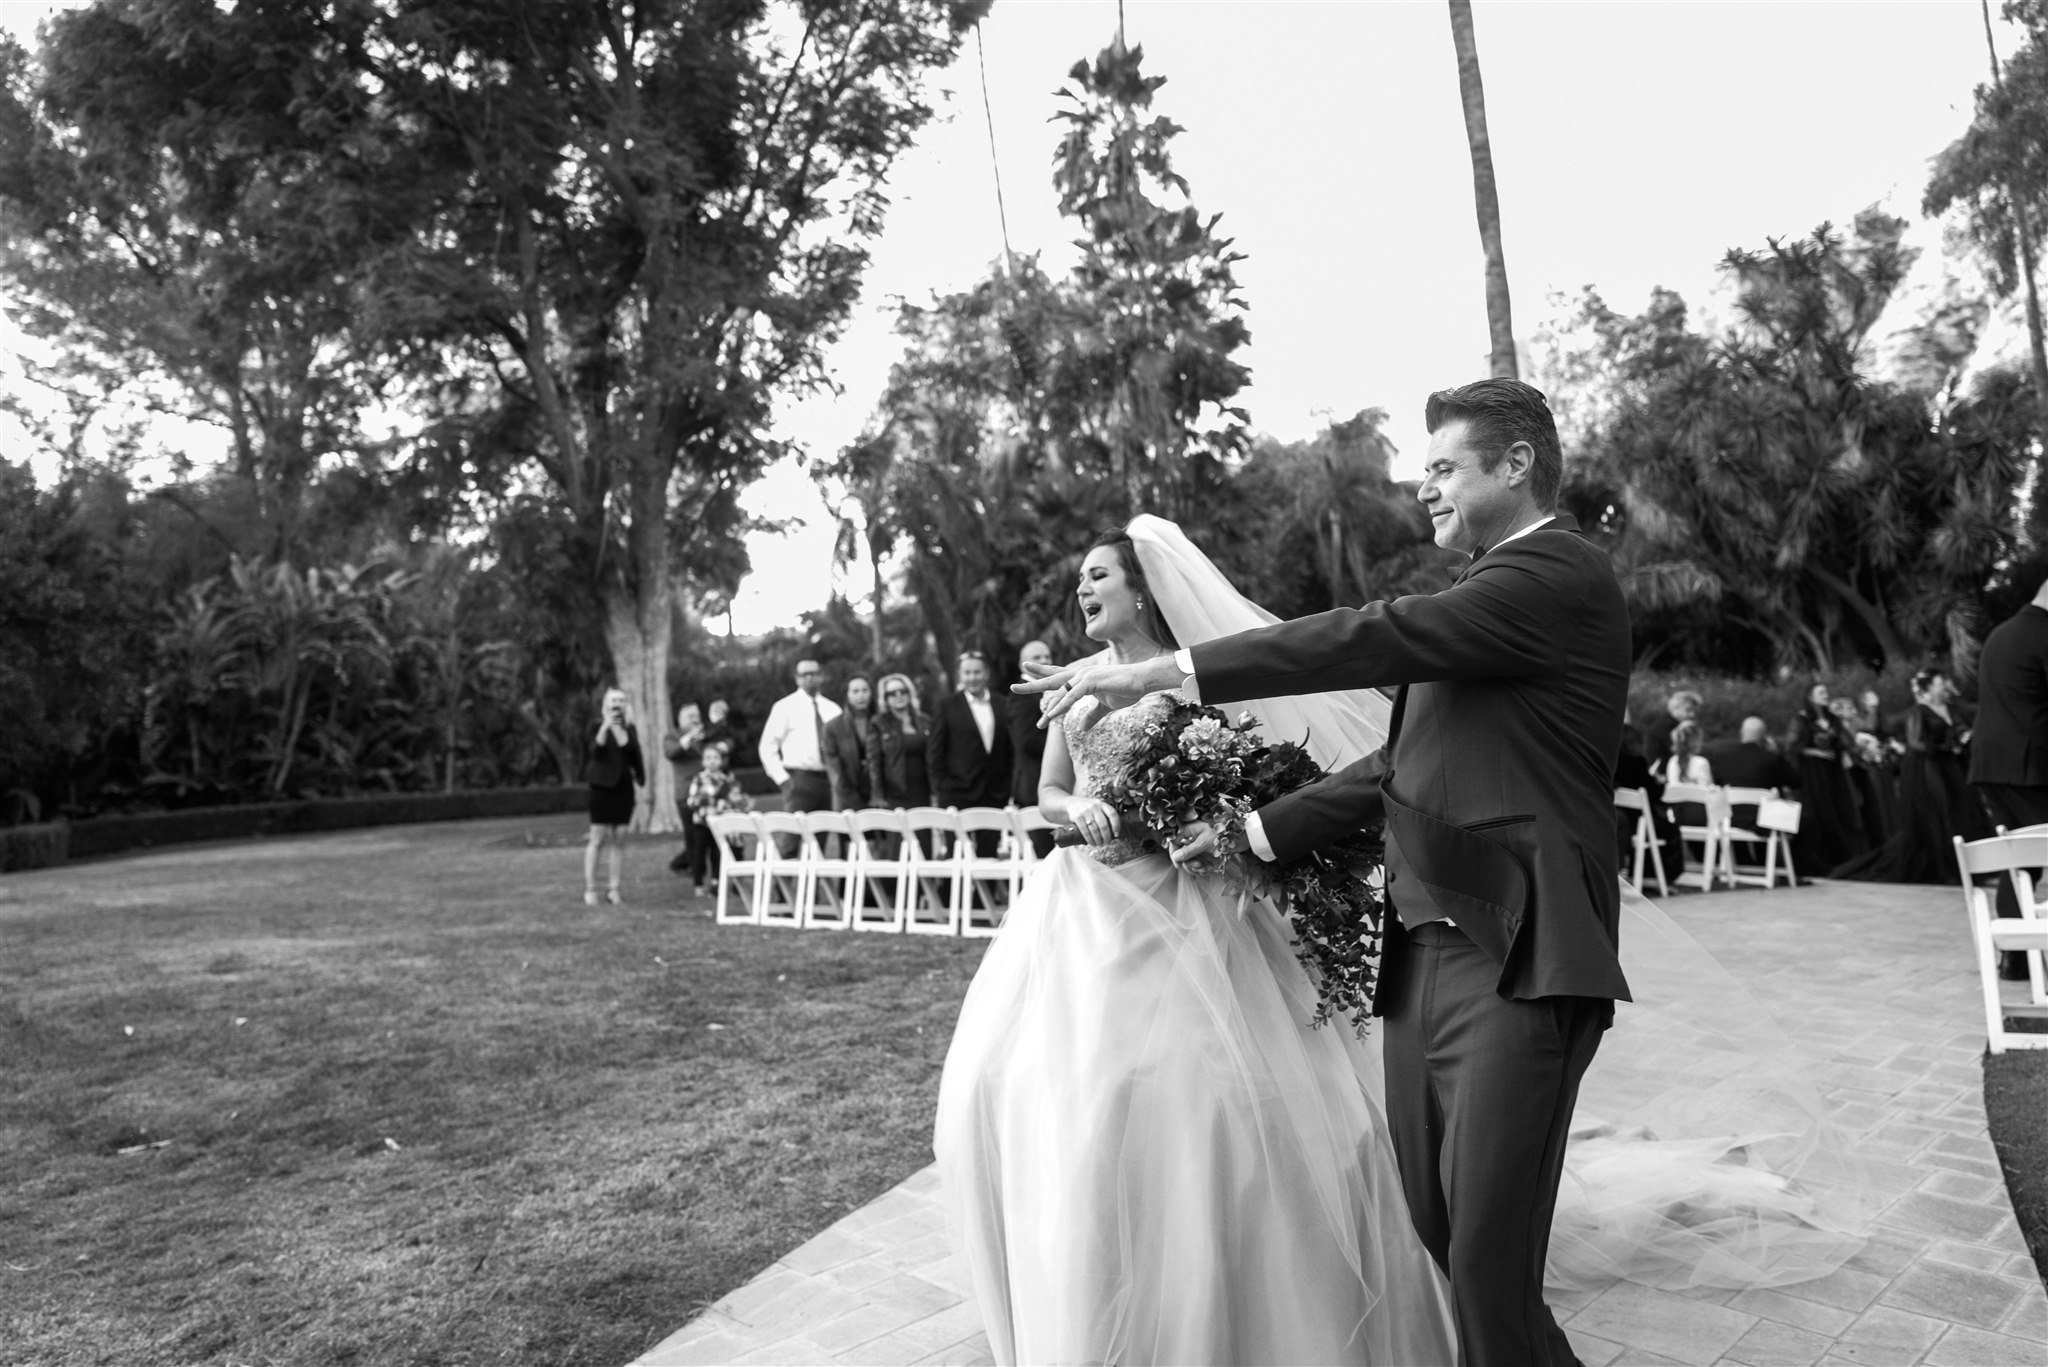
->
[1068,797,1123,846]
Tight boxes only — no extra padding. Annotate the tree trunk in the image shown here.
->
[1979,0,2048,544]
[1809,564,1908,666]
[1448,0,1517,379]
[601,455,683,835]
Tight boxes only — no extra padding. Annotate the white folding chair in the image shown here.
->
[1721,787,1799,890]
[1991,822,2048,1008]
[956,806,1020,937]
[848,808,909,932]
[799,810,857,929]
[709,813,766,925]
[1011,804,1060,885]
[754,812,808,928]
[1951,833,2048,1052]
[902,806,963,935]
[1662,782,1729,891]
[1613,787,1668,897]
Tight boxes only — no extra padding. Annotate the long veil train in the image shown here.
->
[1126,514,1872,1293]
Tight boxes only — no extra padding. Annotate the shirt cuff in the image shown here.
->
[1173,647,1200,702]
[1244,810,1276,863]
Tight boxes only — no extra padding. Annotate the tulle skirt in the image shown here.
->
[933,847,1457,1367]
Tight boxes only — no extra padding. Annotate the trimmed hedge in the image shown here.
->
[0,822,69,874]
[2,786,592,874]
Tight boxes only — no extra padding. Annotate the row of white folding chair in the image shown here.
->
[1614,788,1671,896]
[1658,783,1800,893]
[1950,832,2048,1053]
[708,806,1058,936]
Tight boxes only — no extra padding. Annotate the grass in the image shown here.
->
[0,815,987,1367]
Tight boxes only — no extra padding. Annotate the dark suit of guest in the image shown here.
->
[867,717,932,810]
[928,689,1013,855]
[1008,697,1054,856]
[821,711,874,810]
[1705,739,1800,833]
[1191,515,1630,1367]
[1972,603,2048,940]
[1616,730,1681,874]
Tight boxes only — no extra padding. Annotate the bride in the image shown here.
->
[934,517,1868,1366]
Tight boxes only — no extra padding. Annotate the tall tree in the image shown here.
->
[361,0,986,830]
[1448,0,1515,379]
[1925,0,2048,540]
[0,4,407,551]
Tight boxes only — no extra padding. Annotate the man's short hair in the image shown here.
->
[1740,716,1768,743]
[1424,378,1563,510]
[957,650,990,667]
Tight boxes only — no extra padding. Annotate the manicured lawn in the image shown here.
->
[0,816,987,1366]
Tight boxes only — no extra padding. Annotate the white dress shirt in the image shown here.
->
[1177,515,1558,862]
[965,690,997,753]
[758,688,843,785]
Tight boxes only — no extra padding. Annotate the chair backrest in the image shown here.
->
[706,812,761,858]
[954,806,1015,838]
[801,809,854,858]
[1613,787,1652,814]
[1953,831,2048,880]
[1720,785,1776,807]
[848,807,909,858]
[756,811,807,848]
[1014,804,1059,832]
[1998,822,2048,837]
[903,806,960,836]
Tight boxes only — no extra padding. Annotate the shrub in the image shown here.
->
[0,821,68,872]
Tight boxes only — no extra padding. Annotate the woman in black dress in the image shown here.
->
[1837,668,1991,883]
[1791,682,1867,875]
[584,687,645,905]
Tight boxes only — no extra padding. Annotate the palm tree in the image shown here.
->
[1448,0,1516,379]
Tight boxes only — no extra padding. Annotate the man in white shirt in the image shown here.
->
[758,659,842,820]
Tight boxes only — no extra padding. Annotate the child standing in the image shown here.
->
[684,743,750,900]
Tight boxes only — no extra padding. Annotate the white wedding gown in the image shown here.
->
[934,694,1459,1366]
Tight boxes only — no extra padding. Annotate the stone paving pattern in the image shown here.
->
[634,881,2048,1366]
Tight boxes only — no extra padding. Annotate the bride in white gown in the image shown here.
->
[934,517,1868,1366]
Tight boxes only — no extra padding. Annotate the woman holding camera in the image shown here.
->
[584,686,645,905]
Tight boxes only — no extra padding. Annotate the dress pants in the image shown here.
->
[1383,920,1605,1367]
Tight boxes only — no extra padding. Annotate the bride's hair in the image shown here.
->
[1087,530,1179,649]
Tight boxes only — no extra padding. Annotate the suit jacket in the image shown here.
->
[927,691,1013,808]
[821,712,873,809]
[1008,696,1049,806]
[1704,740,1798,794]
[1971,605,2048,787]
[1190,515,1633,1009]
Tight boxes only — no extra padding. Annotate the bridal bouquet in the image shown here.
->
[1091,696,1388,1033]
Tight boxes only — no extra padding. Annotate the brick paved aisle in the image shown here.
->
[634,882,2047,1367]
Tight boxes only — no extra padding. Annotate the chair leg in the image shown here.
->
[1976,893,2011,1055]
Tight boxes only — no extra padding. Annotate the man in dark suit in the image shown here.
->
[1706,716,1800,832]
[1023,379,1630,1367]
[1008,640,1056,855]
[928,649,1013,855]
[1971,579,2048,976]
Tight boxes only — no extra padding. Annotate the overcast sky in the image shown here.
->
[0,1,2013,632]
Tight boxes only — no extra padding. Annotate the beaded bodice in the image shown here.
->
[1063,691,1180,867]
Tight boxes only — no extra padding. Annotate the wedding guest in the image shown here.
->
[1660,720,1714,832]
[1706,716,1799,833]
[1838,668,1990,883]
[1972,579,2048,976]
[1790,681,1866,875]
[758,659,841,816]
[1834,694,1898,848]
[1009,639,1057,855]
[682,742,750,901]
[928,649,1014,856]
[583,686,644,906]
[664,703,705,871]
[1645,689,1701,766]
[822,676,876,810]
[1614,706,1680,874]
[701,697,739,757]
[869,674,933,862]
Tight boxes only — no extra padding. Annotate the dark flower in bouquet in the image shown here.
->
[1093,696,1387,1033]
